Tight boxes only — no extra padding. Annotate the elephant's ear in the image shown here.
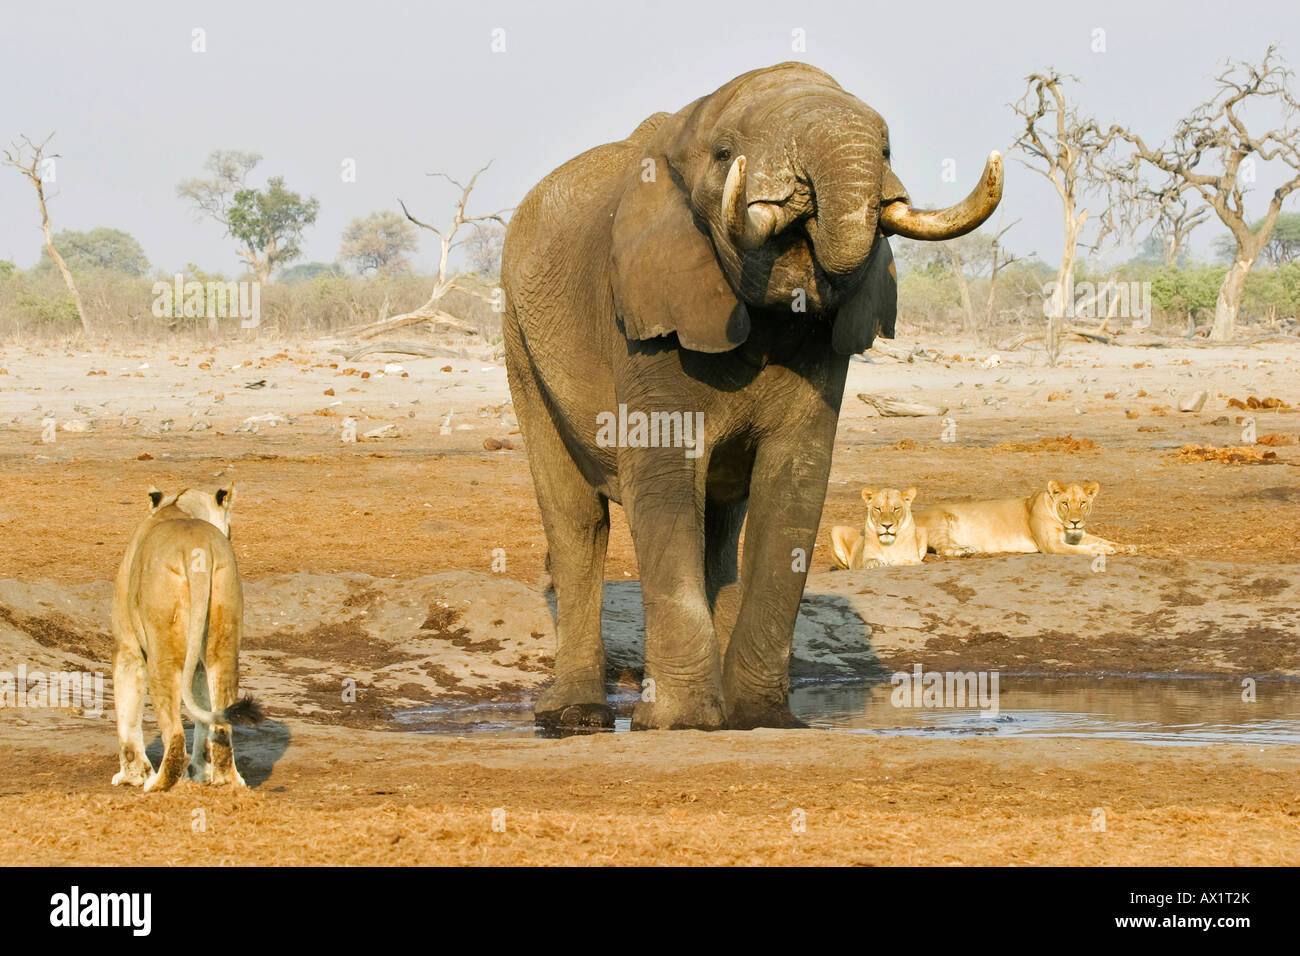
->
[831,233,897,355]
[610,163,750,353]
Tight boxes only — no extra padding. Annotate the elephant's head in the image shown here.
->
[610,63,1002,354]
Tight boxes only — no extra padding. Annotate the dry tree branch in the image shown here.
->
[3,131,91,335]
[350,162,513,339]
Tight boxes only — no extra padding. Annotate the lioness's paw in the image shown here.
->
[208,768,247,787]
[112,763,151,787]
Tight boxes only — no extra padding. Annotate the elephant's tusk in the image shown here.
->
[879,151,1003,241]
[723,155,777,250]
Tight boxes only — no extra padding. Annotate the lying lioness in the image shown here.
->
[913,480,1129,557]
[111,485,262,792]
[830,486,927,569]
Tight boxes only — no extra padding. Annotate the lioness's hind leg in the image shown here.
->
[111,640,152,787]
[205,652,245,787]
[830,526,863,570]
[142,637,188,793]
[921,513,973,557]
[187,661,212,783]
[206,595,246,787]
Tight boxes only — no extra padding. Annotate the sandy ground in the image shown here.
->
[1,333,1299,865]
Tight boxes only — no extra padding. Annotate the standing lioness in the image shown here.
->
[111,486,262,792]
[914,480,1130,557]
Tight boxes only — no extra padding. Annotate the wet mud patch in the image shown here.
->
[0,606,111,663]
[246,617,419,671]
[814,556,1300,679]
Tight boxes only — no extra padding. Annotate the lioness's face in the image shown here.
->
[1046,480,1099,545]
[148,485,235,537]
[861,486,917,546]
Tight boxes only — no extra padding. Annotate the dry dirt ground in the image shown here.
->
[2,334,1299,865]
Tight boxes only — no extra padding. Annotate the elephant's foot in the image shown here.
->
[725,685,807,730]
[631,683,726,731]
[533,679,614,730]
[727,701,807,730]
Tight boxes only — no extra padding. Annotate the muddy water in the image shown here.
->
[792,676,1300,745]
[396,676,1300,746]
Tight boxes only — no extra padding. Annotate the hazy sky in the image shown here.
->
[2,0,1297,274]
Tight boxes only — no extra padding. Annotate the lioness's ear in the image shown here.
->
[832,233,897,355]
[216,484,235,509]
[861,486,877,503]
[1047,480,1064,497]
[903,486,917,505]
[148,486,164,510]
[610,160,749,353]
[1084,481,1100,498]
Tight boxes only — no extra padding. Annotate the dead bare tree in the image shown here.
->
[941,240,978,340]
[3,133,90,335]
[940,224,1021,342]
[1010,73,1117,364]
[1105,46,1300,339]
[983,220,1023,336]
[1148,188,1211,265]
[348,163,511,339]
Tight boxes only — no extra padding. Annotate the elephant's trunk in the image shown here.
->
[797,106,883,277]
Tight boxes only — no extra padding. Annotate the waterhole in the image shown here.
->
[395,676,1300,746]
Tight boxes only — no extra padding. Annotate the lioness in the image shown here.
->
[111,486,262,792]
[913,480,1129,557]
[830,487,927,569]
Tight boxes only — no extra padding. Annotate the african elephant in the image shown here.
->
[502,62,1001,730]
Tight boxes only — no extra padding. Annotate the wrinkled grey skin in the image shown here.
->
[503,62,992,730]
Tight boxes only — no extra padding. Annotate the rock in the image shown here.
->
[362,424,397,439]
[243,413,287,427]
[1178,390,1208,412]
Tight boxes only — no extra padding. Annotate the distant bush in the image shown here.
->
[35,227,150,276]
[279,262,345,284]
[0,266,502,343]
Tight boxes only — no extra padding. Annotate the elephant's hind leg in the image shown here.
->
[705,497,746,659]
[533,489,613,729]
[508,364,613,730]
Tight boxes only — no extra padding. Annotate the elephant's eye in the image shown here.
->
[713,145,732,163]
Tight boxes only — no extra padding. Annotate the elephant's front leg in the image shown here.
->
[624,449,726,730]
[723,432,837,729]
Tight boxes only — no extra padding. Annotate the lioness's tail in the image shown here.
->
[179,551,264,728]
